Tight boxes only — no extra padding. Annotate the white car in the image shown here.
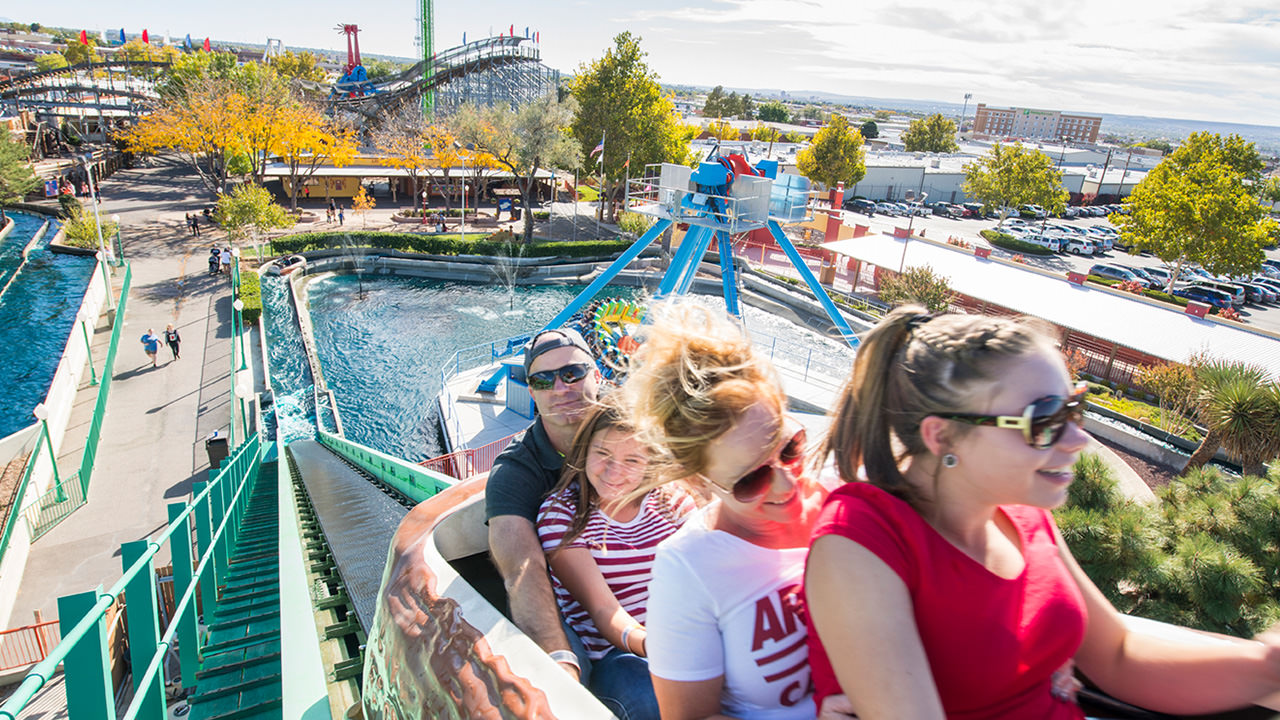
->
[1063,238,1095,255]
[1021,232,1062,252]
[1083,227,1114,251]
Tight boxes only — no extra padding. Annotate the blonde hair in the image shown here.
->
[823,305,1053,506]
[622,302,787,481]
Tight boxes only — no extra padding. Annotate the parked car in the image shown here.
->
[1173,285,1233,309]
[1063,238,1095,255]
[1083,227,1114,251]
[932,202,964,218]
[1142,267,1173,288]
[1088,263,1152,287]
[960,202,985,218]
[1122,266,1158,285]
[1019,204,1047,219]
[844,197,877,214]
[874,202,901,216]
[1252,276,1280,295]
[1237,282,1276,304]
[1194,280,1245,306]
[1021,232,1061,252]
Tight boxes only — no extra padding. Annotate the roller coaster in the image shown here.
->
[0,59,169,118]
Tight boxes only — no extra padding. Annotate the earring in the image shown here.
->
[941,453,959,469]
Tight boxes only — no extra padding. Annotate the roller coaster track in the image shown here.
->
[0,59,171,94]
[0,82,155,103]
[322,36,546,118]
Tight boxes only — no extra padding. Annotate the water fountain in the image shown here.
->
[486,238,525,311]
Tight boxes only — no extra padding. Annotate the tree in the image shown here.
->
[860,120,879,139]
[352,185,375,228]
[0,132,40,209]
[62,39,100,66]
[214,183,293,245]
[60,202,119,250]
[276,102,357,211]
[961,143,1067,227]
[878,265,954,312]
[902,113,959,153]
[874,110,893,121]
[703,85,729,118]
[782,131,807,143]
[35,54,68,72]
[1133,139,1174,155]
[1112,132,1275,284]
[705,119,737,141]
[568,32,692,223]
[1135,361,1201,439]
[796,114,865,190]
[757,101,788,124]
[365,58,403,82]
[372,103,439,214]
[737,94,754,120]
[452,95,582,243]
[124,78,243,194]
[1182,360,1280,478]
[271,50,327,83]
[750,124,779,142]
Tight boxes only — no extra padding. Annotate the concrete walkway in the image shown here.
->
[11,157,255,624]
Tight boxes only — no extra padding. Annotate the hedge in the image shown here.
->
[980,229,1054,256]
[237,265,262,326]
[268,231,636,258]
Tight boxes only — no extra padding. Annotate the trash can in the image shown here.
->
[819,260,836,286]
[205,431,229,470]
[510,207,522,221]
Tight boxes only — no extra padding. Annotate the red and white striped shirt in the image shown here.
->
[537,484,695,659]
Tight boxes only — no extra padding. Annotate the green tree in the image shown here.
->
[1113,132,1275,283]
[902,113,959,153]
[1133,139,1174,155]
[60,202,119,250]
[859,120,879,139]
[795,114,865,190]
[35,53,68,72]
[365,58,403,82]
[1182,360,1280,477]
[783,130,807,143]
[452,95,582,243]
[961,143,1067,227]
[214,183,294,245]
[878,265,954,312]
[703,85,728,118]
[62,39,100,66]
[568,32,692,223]
[737,94,754,120]
[271,50,327,83]
[802,105,821,121]
[874,110,893,121]
[0,132,42,208]
[757,101,788,123]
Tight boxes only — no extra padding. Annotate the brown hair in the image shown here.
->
[622,302,787,482]
[823,305,1052,506]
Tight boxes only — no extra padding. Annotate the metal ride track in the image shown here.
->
[0,59,172,94]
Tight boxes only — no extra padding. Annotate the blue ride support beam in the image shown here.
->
[537,218,672,334]
[675,227,717,297]
[716,230,740,317]
[656,224,708,297]
[766,220,860,348]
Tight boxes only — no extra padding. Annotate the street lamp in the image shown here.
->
[81,155,110,263]
[232,298,248,371]
[110,214,123,263]
[898,191,928,274]
[77,309,98,386]
[33,403,64,501]
[95,251,114,311]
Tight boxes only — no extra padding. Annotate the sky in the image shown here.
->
[10,0,1280,127]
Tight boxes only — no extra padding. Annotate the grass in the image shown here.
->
[237,267,261,326]
[576,186,601,202]
[1087,392,1201,443]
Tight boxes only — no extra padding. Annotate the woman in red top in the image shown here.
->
[805,305,1280,719]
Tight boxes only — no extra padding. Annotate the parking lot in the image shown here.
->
[838,207,1280,334]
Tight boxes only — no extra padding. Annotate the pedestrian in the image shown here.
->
[184,213,192,235]
[191,212,201,237]
[164,323,181,360]
[303,185,311,201]
[326,206,333,223]
[140,328,161,367]
[328,199,336,222]
[338,205,345,226]
[208,247,220,275]
[220,247,232,275]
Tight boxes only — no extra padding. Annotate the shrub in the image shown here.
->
[268,231,635,259]
[532,210,551,220]
[618,211,655,236]
[1218,306,1243,321]
[979,229,1053,255]
[237,266,262,326]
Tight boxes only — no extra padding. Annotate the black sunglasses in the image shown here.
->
[714,427,807,502]
[527,362,592,391]
[935,383,1087,450]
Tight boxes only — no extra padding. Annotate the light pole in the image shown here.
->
[960,93,972,137]
[110,214,123,263]
[95,251,113,311]
[33,404,64,501]
[898,191,927,274]
[78,310,98,386]
[81,155,110,263]
[232,298,248,371]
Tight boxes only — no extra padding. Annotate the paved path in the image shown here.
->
[11,157,254,623]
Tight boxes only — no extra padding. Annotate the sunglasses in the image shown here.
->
[935,383,1088,450]
[527,362,593,391]
[712,427,807,502]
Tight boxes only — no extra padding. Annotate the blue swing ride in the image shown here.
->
[474,149,859,392]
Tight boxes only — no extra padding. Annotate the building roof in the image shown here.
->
[821,234,1280,378]
[260,162,553,180]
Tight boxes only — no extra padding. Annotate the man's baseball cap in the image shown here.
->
[517,328,594,383]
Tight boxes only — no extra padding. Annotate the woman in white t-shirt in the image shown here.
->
[537,399,696,720]
[622,303,851,720]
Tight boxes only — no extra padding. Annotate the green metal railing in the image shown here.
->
[317,428,454,504]
[0,263,131,561]
[0,433,264,720]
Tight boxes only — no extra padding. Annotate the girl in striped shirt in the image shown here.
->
[537,400,696,720]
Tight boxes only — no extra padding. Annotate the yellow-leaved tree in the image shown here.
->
[352,185,376,228]
[277,103,358,211]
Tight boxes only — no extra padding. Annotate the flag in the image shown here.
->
[510,24,514,37]
[184,34,192,49]
[525,27,529,38]
[462,32,466,45]
[118,28,125,45]
[142,29,149,44]
[535,31,540,43]
[79,30,88,45]
[590,138,604,158]
[623,156,630,169]
[203,37,211,52]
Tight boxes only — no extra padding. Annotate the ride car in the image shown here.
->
[1088,263,1152,287]
[1173,286,1233,309]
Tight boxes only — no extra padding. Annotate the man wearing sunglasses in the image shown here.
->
[486,328,603,681]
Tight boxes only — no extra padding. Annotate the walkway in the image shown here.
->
[10,156,256,625]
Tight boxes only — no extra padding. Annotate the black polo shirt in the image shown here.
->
[484,418,564,524]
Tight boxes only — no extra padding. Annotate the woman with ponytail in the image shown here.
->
[805,305,1280,719]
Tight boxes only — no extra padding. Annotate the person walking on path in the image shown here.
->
[191,212,201,237]
[220,247,232,276]
[208,247,220,276]
[164,324,181,360]
[338,205,345,226]
[328,199,336,223]
[140,329,161,367]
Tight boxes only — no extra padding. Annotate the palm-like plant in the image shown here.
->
[1182,361,1280,477]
